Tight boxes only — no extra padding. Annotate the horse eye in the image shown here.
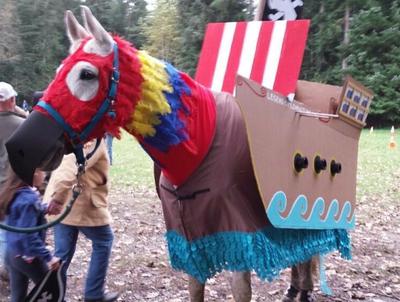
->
[79,69,97,80]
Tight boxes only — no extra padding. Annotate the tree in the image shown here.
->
[109,0,130,36]
[14,0,75,100]
[208,0,254,21]
[299,0,400,126]
[344,2,400,126]
[143,0,182,64]
[0,0,21,84]
[83,0,115,30]
[125,0,148,49]
[301,0,368,84]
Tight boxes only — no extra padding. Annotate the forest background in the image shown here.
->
[0,0,399,126]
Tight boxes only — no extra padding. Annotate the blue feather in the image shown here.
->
[144,63,191,152]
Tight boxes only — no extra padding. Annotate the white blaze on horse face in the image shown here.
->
[66,61,99,102]
[83,38,113,56]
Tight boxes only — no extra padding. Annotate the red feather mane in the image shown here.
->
[107,36,143,138]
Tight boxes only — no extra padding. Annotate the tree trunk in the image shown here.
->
[254,0,266,21]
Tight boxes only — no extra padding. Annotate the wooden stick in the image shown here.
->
[254,0,267,21]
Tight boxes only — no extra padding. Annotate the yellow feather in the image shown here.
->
[127,51,173,137]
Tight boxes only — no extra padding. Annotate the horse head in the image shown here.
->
[8,5,215,186]
[7,6,143,185]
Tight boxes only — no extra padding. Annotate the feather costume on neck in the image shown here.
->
[128,49,216,185]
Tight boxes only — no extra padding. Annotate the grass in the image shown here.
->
[109,129,400,200]
[357,128,400,200]
[109,131,154,188]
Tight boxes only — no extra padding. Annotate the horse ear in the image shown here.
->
[65,10,90,53]
[80,6,113,55]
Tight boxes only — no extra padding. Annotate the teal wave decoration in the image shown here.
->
[266,191,355,229]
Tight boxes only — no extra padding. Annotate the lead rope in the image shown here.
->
[0,167,84,234]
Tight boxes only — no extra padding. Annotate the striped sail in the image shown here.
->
[195,20,310,97]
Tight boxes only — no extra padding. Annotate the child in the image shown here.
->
[0,167,60,302]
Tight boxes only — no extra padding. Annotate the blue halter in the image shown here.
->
[36,43,120,170]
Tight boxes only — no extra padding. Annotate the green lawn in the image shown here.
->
[357,128,400,200]
[109,131,154,188]
[110,129,400,200]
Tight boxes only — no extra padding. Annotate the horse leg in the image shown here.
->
[231,271,252,302]
[189,275,205,302]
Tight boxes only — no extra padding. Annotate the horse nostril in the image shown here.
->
[18,149,24,158]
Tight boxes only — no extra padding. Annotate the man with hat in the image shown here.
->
[0,81,27,188]
[0,81,26,281]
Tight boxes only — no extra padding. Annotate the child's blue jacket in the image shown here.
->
[6,187,51,262]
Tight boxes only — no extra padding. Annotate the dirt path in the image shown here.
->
[1,186,399,301]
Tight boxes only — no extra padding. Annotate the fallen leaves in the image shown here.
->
[1,185,399,301]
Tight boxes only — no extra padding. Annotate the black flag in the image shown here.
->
[262,0,304,21]
[25,262,65,302]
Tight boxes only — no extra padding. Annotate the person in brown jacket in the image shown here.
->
[45,140,119,302]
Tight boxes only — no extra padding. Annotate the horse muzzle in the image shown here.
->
[6,110,67,186]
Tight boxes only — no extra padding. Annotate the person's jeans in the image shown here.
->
[54,223,114,300]
[5,251,48,302]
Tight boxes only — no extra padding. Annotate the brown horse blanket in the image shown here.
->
[159,92,350,283]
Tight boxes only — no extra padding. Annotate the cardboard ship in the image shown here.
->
[195,20,374,230]
[235,75,373,229]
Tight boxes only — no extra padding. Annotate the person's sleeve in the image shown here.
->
[16,203,52,262]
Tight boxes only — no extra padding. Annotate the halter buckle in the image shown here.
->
[112,68,120,83]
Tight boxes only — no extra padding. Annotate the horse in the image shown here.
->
[6,6,350,302]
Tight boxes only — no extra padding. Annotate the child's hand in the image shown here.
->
[47,256,61,271]
[47,199,64,215]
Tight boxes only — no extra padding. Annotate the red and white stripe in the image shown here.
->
[195,20,310,97]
